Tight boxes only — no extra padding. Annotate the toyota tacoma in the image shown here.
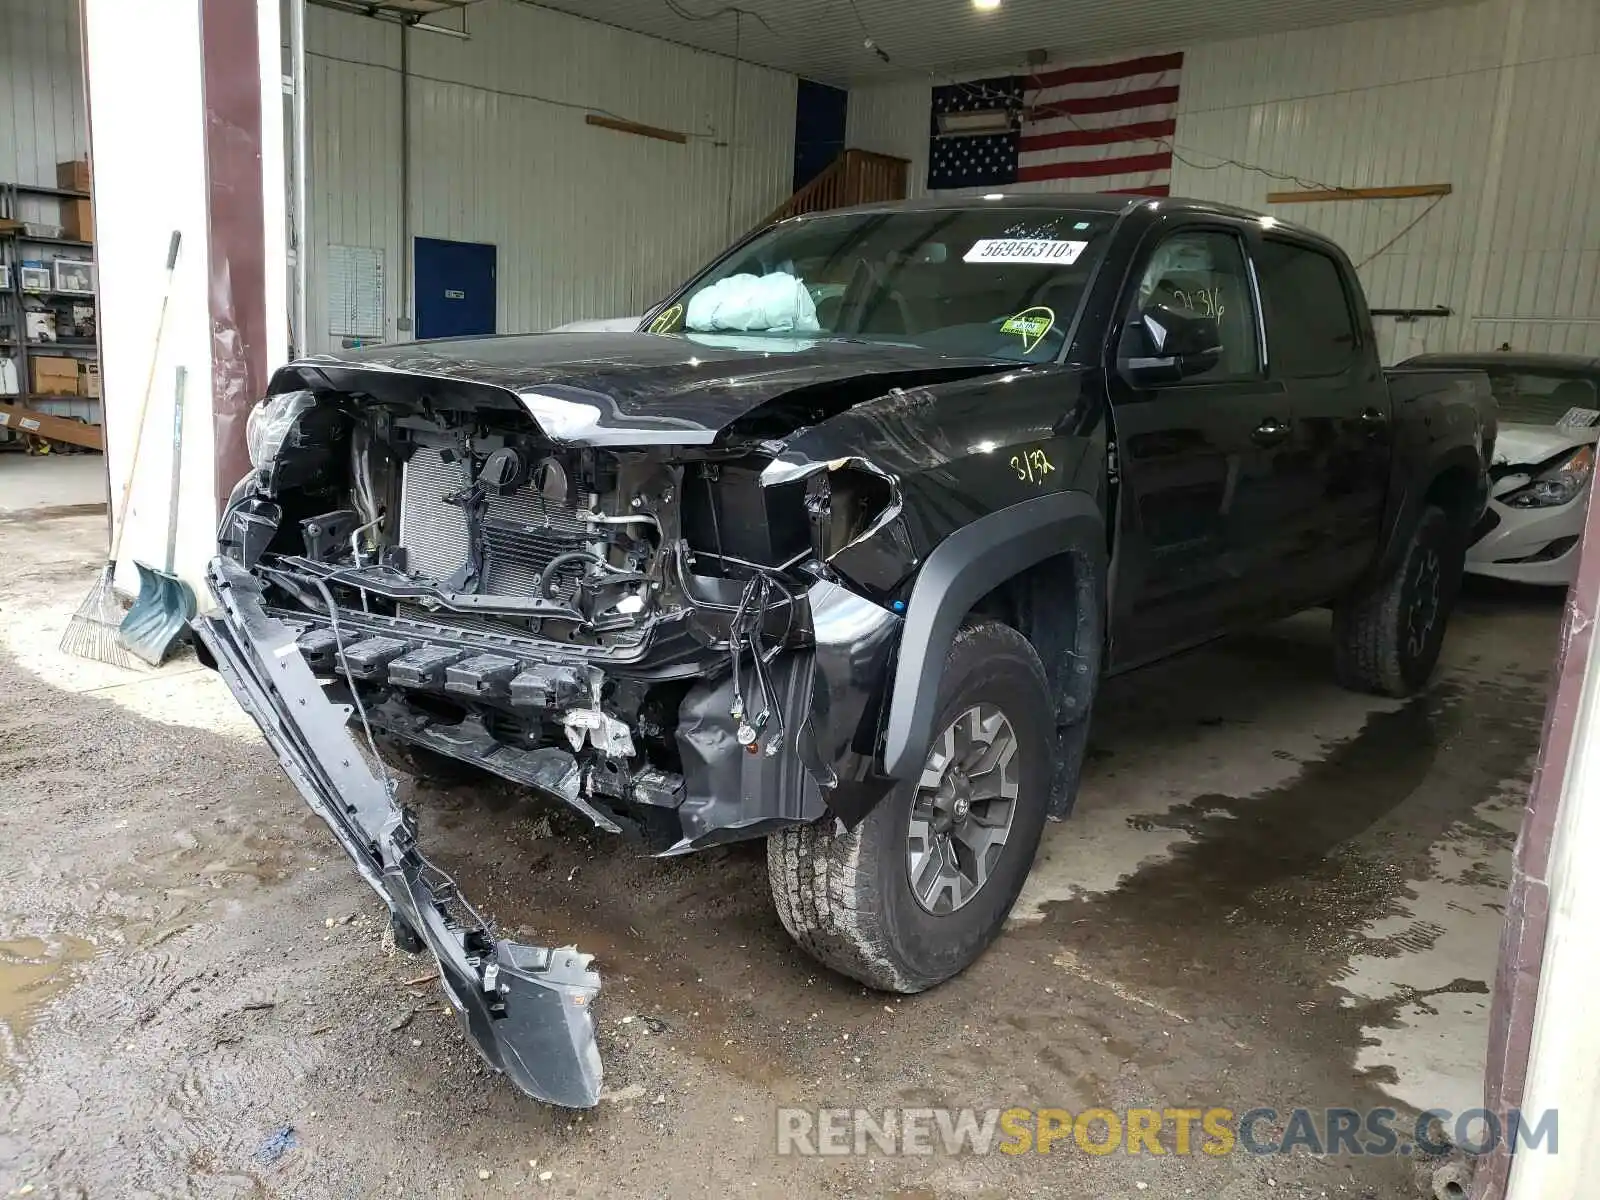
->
[194,195,1495,1107]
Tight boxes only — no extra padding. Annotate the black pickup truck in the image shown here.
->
[195,195,1494,1107]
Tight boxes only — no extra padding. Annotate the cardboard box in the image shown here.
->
[56,158,90,192]
[61,198,93,242]
[78,361,100,398]
[30,355,78,396]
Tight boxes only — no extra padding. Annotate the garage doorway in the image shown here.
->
[414,237,496,339]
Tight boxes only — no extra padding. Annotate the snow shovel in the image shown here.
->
[118,365,197,666]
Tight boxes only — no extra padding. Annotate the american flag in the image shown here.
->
[928,52,1183,196]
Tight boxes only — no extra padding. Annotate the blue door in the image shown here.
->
[414,237,497,339]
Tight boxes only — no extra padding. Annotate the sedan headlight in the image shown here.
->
[245,390,317,469]
[1503,445,1594,509]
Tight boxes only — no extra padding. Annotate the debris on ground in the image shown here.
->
[254,1126,297,1164]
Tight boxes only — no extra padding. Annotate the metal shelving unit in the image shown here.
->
[0,180,99,444]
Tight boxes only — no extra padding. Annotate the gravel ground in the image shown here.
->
[0,506,1559,1199]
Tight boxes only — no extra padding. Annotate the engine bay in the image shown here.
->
[220,383,898,850]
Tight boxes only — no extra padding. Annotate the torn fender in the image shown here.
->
[193,556,602,1107]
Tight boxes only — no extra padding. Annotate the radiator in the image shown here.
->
[398,447,592,595]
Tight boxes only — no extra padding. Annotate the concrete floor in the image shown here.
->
[0,451,108,515]
[0,459,1563,1198]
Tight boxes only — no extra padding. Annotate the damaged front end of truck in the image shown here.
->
[192,333,1019,1106]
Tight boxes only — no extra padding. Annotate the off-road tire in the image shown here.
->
[373,736,486,786]
[1333,504,1464,697]
[767,619,1054,993]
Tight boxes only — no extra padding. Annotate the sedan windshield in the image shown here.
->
[653,208,1116,364]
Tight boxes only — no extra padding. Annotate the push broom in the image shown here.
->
[59,230,182,669]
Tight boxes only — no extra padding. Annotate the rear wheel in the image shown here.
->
[767,619,1053,992]
[1333,504,1464,697]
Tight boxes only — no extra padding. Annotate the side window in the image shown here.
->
[1256,239,1361,378]
[1126,230,1259,382]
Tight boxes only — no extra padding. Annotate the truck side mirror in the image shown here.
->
[1118,303,1223,384]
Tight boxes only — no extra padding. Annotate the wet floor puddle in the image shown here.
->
[0,934,96,1071]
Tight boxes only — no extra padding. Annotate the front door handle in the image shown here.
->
[1253,417,1292,446]
[1360,407,1388,437]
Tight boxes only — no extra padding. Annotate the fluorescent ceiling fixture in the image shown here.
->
[973,0,1002,10]
[936,109,1012,136]
[983,192,1005,200]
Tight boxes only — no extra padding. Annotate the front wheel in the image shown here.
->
[1332,504,1465,697]
[767,619,1054,993]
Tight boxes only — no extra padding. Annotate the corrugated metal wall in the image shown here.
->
[846,0,1600,362]
[0,0,87,207]
[304,0,797,352]
[0,0,95,422]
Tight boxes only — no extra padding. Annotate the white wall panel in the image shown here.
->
[304,12,404,357]
[845,0,1600,361]
[0,0,88,222]
[844,78,930,199]
[303,0,796,352]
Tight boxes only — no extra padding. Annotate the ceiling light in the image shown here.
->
[983,193,1005,200]
[973,0,1002,10]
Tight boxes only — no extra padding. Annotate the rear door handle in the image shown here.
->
[1253,417,1292,446]
[1360,407,1388,436]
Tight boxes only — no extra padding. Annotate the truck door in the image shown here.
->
[1253,237,1390,605]
[1106,224,1293,669]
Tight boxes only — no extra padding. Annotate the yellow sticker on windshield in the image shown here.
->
[649,304,684,334]
[1000,306,1055,354]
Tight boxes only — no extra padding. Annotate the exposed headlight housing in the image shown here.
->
[246,390,317,469]
[1503,445,1594,509]
[804,463,895,560]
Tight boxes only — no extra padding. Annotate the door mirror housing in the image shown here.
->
[1118,303,1224,384]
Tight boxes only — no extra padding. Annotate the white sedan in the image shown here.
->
[549,316,642,333]
[1404,353,1600,586]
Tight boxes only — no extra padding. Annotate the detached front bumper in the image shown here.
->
[193,556,603,1107]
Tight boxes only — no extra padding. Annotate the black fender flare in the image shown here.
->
[1370,444,1488,585]
[880,489,1105,780]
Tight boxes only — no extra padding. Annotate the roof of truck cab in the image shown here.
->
[780,192,1325,240]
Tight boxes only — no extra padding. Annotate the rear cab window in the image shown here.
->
[1255,238,1363,378]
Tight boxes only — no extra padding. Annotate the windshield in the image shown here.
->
[1481,371,1599,426]
[652,208,1116,363]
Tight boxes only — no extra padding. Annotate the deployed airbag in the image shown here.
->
[686,272,821,334]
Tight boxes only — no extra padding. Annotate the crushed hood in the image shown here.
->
[273,331,1009,447]
[1493,421,1599,468]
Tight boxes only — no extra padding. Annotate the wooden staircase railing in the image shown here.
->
[762,148,911,226]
